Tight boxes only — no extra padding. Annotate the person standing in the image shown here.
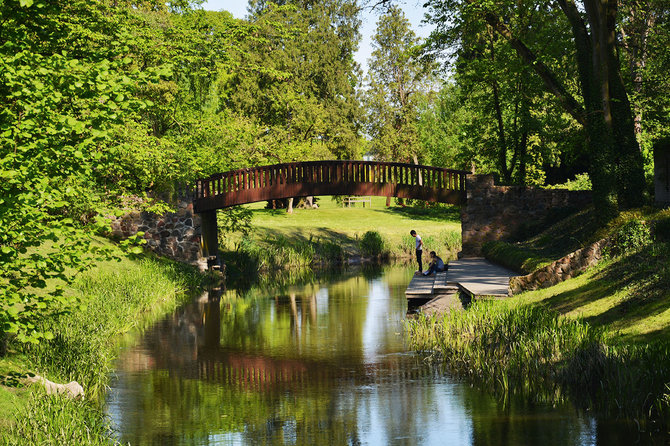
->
[410,230,423,273]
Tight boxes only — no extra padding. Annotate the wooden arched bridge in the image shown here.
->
[194,161,467,213]
[193,160,468,264]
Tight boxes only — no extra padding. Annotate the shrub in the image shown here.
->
[609,220,652,256]
[545,173,592,191]
[360,231,387,257]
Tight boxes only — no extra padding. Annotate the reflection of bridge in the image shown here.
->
[196,350,441,392]
[193,161,468,261]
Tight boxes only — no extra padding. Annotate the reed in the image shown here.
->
[406,300,670,426]
[1,390,119,445]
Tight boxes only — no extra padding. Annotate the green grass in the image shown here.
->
[483,207,667,274]
[407,300,670,427]
[407,207,670,428]
[0,243,204,443]
[516,246,670,344]
[222,197,461,272]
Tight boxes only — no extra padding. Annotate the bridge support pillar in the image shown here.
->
[200,210,220,269]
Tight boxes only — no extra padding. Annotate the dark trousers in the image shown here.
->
[425,264,446,275]
[416,249,423,271]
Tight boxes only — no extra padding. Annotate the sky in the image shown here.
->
[200,0,435,72]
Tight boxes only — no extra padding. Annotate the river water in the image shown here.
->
[106,265,649,445]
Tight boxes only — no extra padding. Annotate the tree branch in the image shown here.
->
[476,7,587,126]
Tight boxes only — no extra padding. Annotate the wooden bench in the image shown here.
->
[343,196,372,207]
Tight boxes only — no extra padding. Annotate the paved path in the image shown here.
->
[406,258,518,298]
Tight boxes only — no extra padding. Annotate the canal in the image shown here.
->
[106,265,645,445]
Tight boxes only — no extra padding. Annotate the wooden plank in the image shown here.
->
[405,274,434,296]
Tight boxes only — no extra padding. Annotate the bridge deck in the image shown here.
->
[405,258,518,298]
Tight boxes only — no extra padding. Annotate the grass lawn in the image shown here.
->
[222,196,461,257]
[501,209,670,344]
[515,250,670,344]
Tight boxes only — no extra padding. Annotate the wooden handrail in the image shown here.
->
[193,160,468,212]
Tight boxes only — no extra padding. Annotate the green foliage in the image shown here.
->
[545,173,592,191]
[406,301,670,424]
[316,240,345,262]
[482,240,554,274]
[654,216,670,243]
[359,231,387,257]
[27,258,200,397]
[609,220,652,257]
[399,230,461,259]
[365,6,433,164]
[235,236,316,272]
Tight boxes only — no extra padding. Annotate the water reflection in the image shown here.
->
[106,266,650,445]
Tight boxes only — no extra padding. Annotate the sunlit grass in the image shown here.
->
[223,197,461,269]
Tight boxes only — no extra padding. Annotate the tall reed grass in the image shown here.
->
[399,230,461,260]
[1,390,119,445]
[406,300,670,427]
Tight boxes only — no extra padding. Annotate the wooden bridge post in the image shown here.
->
[200,210,220,268]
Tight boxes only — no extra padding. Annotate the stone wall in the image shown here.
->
[461,175,591,257]
[509,239,607,294]
[110,200,202,264]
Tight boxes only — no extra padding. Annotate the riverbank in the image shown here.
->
[220,196,462,276]
[0,245,204,444]
[406,208,670,435]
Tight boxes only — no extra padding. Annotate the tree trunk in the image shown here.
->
[287,197,293,214]
[478,0,646,220]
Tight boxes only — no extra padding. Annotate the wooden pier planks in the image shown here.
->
[405,258,518,298]
[405,274,435,297]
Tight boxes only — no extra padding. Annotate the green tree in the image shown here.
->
[425,0,649,220]
[0,0,157,344]
[364,6,433,166]
[226,0,364,163]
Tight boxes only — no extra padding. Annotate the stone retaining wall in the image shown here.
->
[461,175,592,257]
[110,200,202,264]
[509,239,607,294]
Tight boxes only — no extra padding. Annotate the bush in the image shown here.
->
[545,173,592,191]
[360,231,387,257]
[609,220,652,256]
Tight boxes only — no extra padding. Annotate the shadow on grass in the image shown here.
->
[539,246,670,344]
[379,204,461,222]
[254,226,361,252]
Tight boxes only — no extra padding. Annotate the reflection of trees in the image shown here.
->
[116,266,586,445]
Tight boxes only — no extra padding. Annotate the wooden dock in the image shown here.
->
[405,258,518,299]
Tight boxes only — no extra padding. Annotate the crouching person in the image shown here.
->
[422,251,446,276]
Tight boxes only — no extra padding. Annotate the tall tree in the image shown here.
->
[364,6,433,166]
[228,0,364,163]
[425,0,648,220]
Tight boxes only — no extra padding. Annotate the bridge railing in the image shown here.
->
[196,161,466,198]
